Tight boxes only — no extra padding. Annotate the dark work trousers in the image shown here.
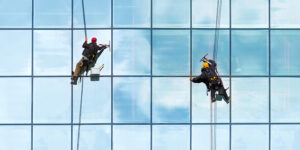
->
[210,83,229,103]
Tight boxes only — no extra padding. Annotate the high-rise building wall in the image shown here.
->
[0,0,300,149]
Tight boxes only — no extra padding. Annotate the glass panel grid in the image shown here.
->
[0,0,299,150]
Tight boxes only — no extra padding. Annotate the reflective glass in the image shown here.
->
[113,30,151,75]
[0,0,31,27]
[153,125,190,150]
[232,125,269,150]
[34,0,71,28]
[153,0,190,28]
[0,78,31,123]
[34,78,71,123]
[232,30,269,75]
[0,30,31,75]
[271,78,300,122]
[73,125,111,150]
[33,126,71,150]
[153,78,190,123]
[113,0,150,27]
[113,77,150,123]
[192,30,229,76]
[192,78,229,123]
[272,125,300,150]
[0,126,31,150]
[153,30,190,75]
[271,0,300,28]
[34,30,71,75]
[192,125,229,150]
[73,0,111,28]
[73,77,111,123]
[271,30,300,75]
[232,78,269,123]
[232,0,268,28]
[192,0,229,28]
[114,125,150,150]
[73,30,111,75]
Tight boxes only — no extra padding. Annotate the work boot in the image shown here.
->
[225,96,231,104]
[71,76,78,85]
[211,97,217,103]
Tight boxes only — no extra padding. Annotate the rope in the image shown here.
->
[76,78,84,150]
[211,0,222,150]
[81,0,87,38]
[77,0,88,149]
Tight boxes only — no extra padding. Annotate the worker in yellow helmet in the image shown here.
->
[190,57,230,104]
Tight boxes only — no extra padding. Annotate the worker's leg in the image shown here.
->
[211,88,216,103]
[218,85,230,103]
[72,58,84,85]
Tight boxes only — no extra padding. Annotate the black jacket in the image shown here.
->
[192,60,218,85]
[82,41,105,59]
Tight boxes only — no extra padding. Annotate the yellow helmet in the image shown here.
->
[202,62,209,69]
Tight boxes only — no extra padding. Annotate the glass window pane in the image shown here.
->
[153,78,190,123]
[34,78,71,123]
[0,0,31,27]
[232,30,269,75]
[34,30,71,75]
[113,0,150,27]
[232,0,268,28]
[113,77,150,123]
[113,30,151,75]
[34,0,71,28]
[192,125,229,150]
[153,0,190,28]
[0,78,31,123]
[73,77,111,123]
[192,0,229,28]
[232,125,269,150]
[271,78,300,122]
[271,30,300,75]
[271,0,300,28]
[272,125,300,150]
[153,30,190,75]
[114,125,150,150]
[153,125,190,150]
[0,30,31,75]
[192,30,229,76]
[34,126,71,150]
[0,126,31,150]
[192,78,230,123]
[232,78,269,123]
[73,125,111,150]
[73,0,111,28]
[73,30,111,75]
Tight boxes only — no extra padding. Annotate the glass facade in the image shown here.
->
[0,0,299,149]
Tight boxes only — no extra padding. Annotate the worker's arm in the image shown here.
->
[207,59,217,67]
[190,74,205,83]
[82,40,88,48]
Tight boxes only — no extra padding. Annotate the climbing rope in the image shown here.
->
[210,0,222,150]
[76,78,84,150]
[76,0,88,149]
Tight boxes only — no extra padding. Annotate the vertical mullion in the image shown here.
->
[268,0,271,150]
[111,0,114,150]
[150,0,153,150]
[71,0,74,149]
[189,0,192,150]
[229,0,232,149]
[31,0,34,149]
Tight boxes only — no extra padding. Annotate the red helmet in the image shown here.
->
[91,37,97,43]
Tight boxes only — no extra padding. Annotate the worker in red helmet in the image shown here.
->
[71,37,108,85]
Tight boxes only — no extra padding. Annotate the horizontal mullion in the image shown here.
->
[2,27,300,30]
[1,75,300,78]
[0,122,300,125]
